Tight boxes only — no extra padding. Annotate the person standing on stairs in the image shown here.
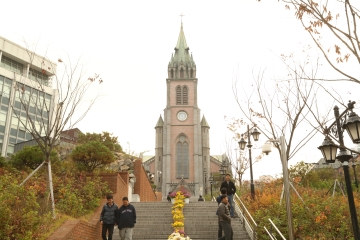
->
[100,194,118,240]
[217,195,234,240]
[116,197,136,240]
[220,174,236,218]
[216,188,229,239]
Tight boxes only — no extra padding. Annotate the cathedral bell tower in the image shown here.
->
[155,22,211,198]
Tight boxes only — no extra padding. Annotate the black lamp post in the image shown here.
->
[238,125,261,199]
[219,160,227,181]
[352,157,359,189]
[204,168,207,195]
[317,101,360,239]
[209,175,214,200]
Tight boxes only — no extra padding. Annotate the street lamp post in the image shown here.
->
[238,124,261,199]
[209,175,214,200]
[318,101,360,239]
[352,160,359,189]
[219,160,227,181]
[204,168,207,195]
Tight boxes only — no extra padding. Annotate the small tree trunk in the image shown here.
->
[47,158,56,218]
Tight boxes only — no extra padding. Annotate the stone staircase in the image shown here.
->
[113,201,250,240]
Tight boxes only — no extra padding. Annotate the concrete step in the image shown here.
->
[111,202,250,240]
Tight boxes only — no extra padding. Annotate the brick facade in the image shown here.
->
[47,172,129,240]
[133,159,159,202]
[47,165,161,240]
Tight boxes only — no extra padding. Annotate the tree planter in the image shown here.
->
[171,198,175,204]
[184,198,190,204]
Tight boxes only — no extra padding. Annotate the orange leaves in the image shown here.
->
[296,3,312,20]
[41,69,46,75]
[315,212,327,224]
[305,26,313,32]
[324,11,333,22]
[58,58,63,63]
[335,45,341,55]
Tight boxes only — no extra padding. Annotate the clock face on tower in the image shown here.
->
[177,111,188,121]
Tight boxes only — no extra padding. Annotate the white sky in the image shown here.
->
[2,0,359,180]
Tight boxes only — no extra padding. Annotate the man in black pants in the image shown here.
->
[100,194,118,240]
[217,195,233,240]
[216,188,229,239]
[220,174,236,218]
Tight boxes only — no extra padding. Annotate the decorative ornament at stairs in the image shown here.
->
[169,191,192,240]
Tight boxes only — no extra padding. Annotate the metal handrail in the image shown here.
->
[268,219,286,240]
[234,193,257,240]
[264,226,275,240]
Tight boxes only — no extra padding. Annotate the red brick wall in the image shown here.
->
[48,172,129,240]
[47,219,97,240]
[133,159,159,202]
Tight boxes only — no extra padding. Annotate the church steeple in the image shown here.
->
[168,23,196,79]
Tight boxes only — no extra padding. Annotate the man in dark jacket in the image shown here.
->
[116,197,136,240]
[217,195,233,240]
[100,194,118,240]
[216,188,229,239]
[220,174,236,217]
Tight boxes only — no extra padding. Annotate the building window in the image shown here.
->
[176,86,182,105]
[175,85,189,105]
[176,135,189,178]
[29,68,49,86]
[0,56,23,75]
[182,86,188,105]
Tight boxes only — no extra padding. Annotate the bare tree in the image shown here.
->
[17,46,103,217]
[222,134,262,187]
[276,0,360,84]
[231,58,324,162]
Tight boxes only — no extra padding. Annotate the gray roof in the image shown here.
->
[201,115,210,127]
[155,115,164,128]
[168,23,196,69]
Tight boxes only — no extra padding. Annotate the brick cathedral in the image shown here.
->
[143,23,223,198]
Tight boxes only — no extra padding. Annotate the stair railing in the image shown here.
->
[265,218,286,240]
[234,193,257,240]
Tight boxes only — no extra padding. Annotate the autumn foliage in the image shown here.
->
[0,160,111,240]
[239,165,360,239]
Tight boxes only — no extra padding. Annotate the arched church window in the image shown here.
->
[176,86,182,105]
[190,69,193,78]
[176,136,189,178]
[171,69,174,78]
[182,86,188,105]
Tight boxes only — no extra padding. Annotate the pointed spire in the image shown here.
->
[155,115,164,128]
[168,22,196,79]
[201,115,210,128]
[175,23,189,51]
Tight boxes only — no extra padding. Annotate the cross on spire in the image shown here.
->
[179,13,185,28]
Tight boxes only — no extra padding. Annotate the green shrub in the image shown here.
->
[0,173,41,240]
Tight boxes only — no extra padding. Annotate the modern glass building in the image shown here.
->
[0,36,58,156]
